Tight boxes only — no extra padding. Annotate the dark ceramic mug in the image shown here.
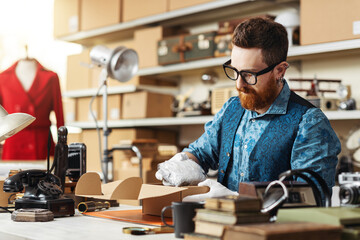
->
[161,201,204,238]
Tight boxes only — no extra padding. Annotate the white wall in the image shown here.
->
[0,0,82,88]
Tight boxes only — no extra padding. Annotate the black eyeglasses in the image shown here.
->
[223,59,280,85]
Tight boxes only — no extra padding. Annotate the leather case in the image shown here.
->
[157,35,189,65]
[184,31,216,61]
[157,31,216,65]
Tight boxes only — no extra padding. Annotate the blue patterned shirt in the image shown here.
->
[184,81,341,193]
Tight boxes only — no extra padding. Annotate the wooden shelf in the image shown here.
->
[138,39,360,76]
[57,0,279,45]
[59,0,360,125]
[288,39,360,58]
[63,38,360,99]
[66,110,360,129]
[325,110,360,120]
[63,84,179,98]
[66,115,214,129]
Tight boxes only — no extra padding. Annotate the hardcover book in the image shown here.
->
[194,220,229,237]
[222,222,342,240]
[195,208,270,225]
[205,195,262,212]
[184,232,221,240]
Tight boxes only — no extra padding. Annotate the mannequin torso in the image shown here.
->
[15,59,37,91]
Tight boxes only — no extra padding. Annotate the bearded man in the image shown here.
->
[156,17,341,201]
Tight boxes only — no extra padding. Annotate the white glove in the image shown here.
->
[155,152,206,187]
[182,179,239,202]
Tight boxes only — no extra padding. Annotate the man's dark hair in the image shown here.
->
[232,17,288,66]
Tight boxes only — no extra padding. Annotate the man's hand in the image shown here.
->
[155,152,206,187]
[182,179,239,202]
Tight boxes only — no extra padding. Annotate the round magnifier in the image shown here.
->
[261,180,289,214]
[122,227,153,235]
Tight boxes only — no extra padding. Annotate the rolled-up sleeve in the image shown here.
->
[291,107,341,192]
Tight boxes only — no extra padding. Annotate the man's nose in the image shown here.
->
[236,76,246,89]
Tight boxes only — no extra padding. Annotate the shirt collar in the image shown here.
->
[251,80,290,118]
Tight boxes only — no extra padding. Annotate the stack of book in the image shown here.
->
[184,195,270,240]
[222,222,342,240]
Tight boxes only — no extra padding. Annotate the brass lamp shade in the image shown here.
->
[0,105,36,142]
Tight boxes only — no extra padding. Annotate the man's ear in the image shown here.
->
[275,62,289,77]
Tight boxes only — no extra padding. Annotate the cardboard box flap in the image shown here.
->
[181,186,209,198]
[138,184,187,200]
[102,177,142,200]
[75,172,102,195]
[75,172,142,200]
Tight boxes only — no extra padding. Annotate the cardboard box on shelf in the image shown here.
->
[75,172,209,217]
[107,94,122,120]
[114,136,178,163]
[106,75,178,88]
[300,0,360,45]
[82,128,156,173]
[53,0,80,38]
[80,0,121,31]
[106,39,136,50]
[122,0,167,22]
[89,66,102,89]
[115,165,159,184]
[76,96,101,122]
[67,132,83,145]
[116,139,158,159]
[122,91,174,119]
[81,130,102,172]
[111,128,155,141]
[134,26,177,68]
[66,49,91,91]
[0,179,14,207]
[63,98,77,123]
[155,129,178,145]
[168,0,213,11]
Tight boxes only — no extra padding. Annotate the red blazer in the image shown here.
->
[0,60,64,160]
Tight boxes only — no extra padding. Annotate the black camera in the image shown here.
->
[338,172,360,206]
[66,143,86,182]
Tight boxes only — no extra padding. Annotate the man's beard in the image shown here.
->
[237,77,280,111]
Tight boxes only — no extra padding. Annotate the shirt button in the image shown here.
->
[220,170,225,174]
[251,119,255,123]
[244,145,248,149]
[226,152,230,157]
[240,172,244,177]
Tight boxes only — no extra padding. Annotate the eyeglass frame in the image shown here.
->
[222,59,282,85]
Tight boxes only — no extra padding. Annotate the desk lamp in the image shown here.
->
[0,105,35,142]
[90,45,139,183]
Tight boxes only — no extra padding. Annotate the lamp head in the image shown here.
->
[90,45,138,82]
[0,105,36,142]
